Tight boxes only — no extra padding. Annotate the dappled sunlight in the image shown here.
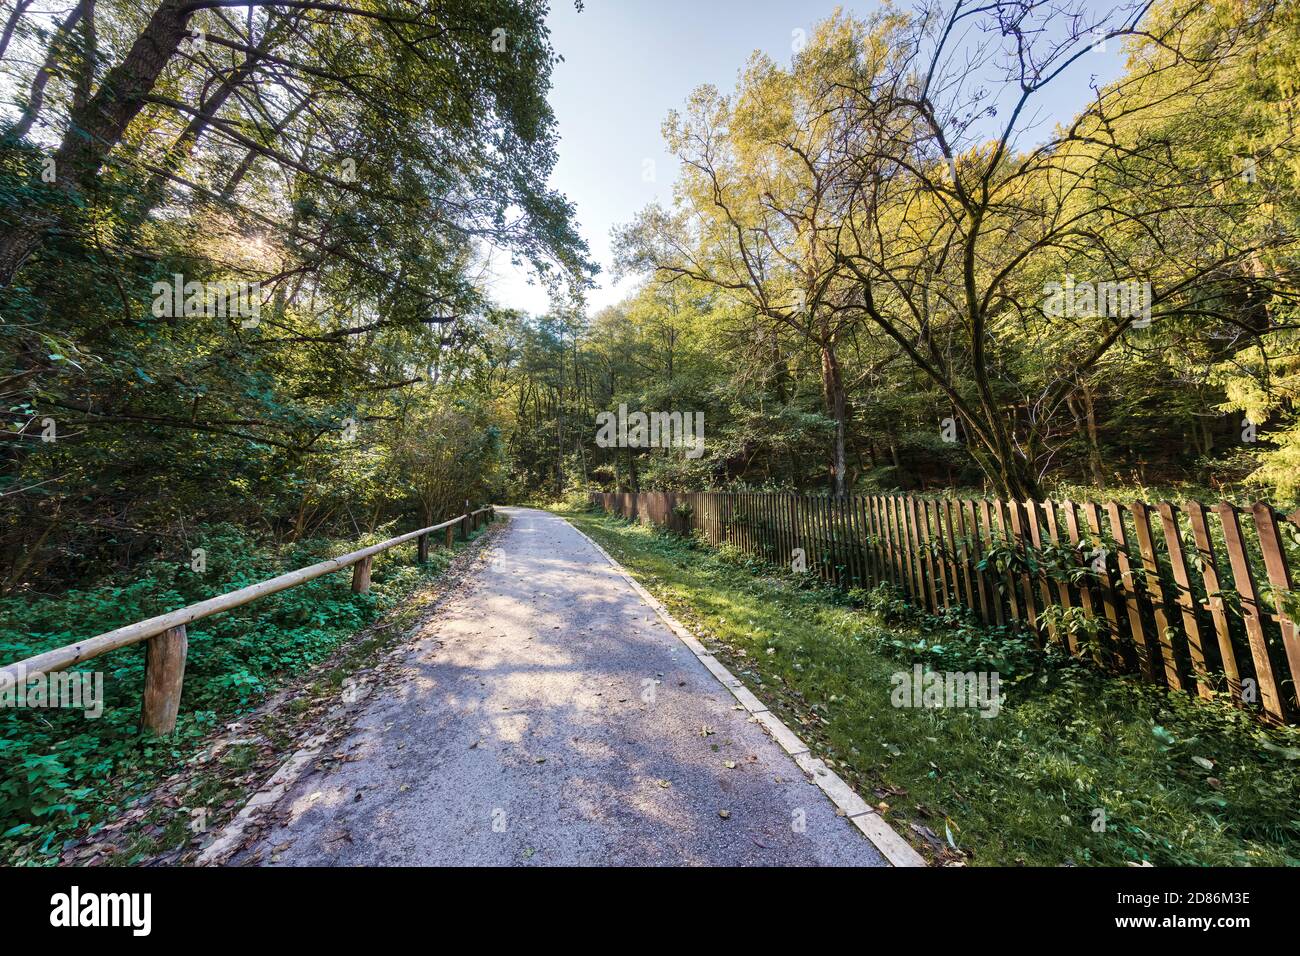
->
[228,507,879,867]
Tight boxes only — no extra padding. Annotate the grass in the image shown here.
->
[558,505,1300,867]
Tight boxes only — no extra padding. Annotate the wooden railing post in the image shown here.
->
[445,524,454,548]
[352,555,373,593]
[417,532,429,564]
[141,624,188,734]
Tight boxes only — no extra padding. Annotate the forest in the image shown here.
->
[1,0,1298,594]
[1,0,1299,871]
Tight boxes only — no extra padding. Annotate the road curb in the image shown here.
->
[568,515,927,868]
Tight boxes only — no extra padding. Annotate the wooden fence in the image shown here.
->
[0,504,495,734]
[592,490,1300,723]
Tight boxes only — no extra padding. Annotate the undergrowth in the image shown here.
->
[0,521,481,865]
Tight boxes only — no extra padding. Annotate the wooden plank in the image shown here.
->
[894,496,910,593]
[1185,501,1241,699]
[1059,501,1103,663]
[758,492,769,560]
[861,495,879,587]
[980,499,1006,624]
[960,500,989,622]
[788,493,798,570]
[930,500,951,608]
[803,493,813,573]
[936,500,955,607]
[743,492,750,554]
[944,500,968,609]
[826,502,837,582]
[875,497,893,587]
[787,494,798,573]
[909,496,930,608]
[1061,502,1094,620]
[748,492,757,556]
[842,496,858,587]
[894,496,915,600]
[1043,502,1075,611]
[772,493,783,567]
[827,496,842,586]
[1006,500,1038,630]
[827,496,841,585]
[883,496,894,587]
[871,497,886,586]
[828,496,841,585]
[739,492,748,553]
[894,497,911,600]
[787,493,798,571]
[1158,502,1212,699]
[1251,502,1300,712]
[869,496,884,585]
[141,624,188,735]
[850,496,866,588]
[936,500,954,607]
[1041,501,1075,651]
[1131,501,1182,691]
[1024,501,1059,646]
[892,497,912,601]
[1218,502,1285,720]
[1106,501,1152,678]
[1081,502,1124,663]
[872,496,889,587]
[921,499,946,610]
[992,499,1021,622]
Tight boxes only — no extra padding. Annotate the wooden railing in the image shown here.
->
[592,490,1300,723]
[0,505,495,734]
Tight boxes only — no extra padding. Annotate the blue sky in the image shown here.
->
[481,0,1130,315]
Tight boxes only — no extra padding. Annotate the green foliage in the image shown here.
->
[0,522,460,864]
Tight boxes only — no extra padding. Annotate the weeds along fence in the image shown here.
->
[591,490,1300,724]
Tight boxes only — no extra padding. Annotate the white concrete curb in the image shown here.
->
[569,517,927,868]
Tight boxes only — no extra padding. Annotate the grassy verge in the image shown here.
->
[0,519,496,865]
[559,506,1300,867]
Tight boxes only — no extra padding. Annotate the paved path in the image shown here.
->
[234,507,886,866]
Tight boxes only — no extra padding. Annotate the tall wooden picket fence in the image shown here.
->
[591,490,1300,723]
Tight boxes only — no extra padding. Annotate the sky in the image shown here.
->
[480,0,1131,316]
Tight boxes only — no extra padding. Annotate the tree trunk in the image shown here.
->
[0,0,36,63]
[1080,379,1104,487]
[6,1,87,140]
[819,344,847,497]
[0,0,195,287]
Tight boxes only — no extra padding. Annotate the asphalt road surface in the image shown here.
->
[233,507,886,866]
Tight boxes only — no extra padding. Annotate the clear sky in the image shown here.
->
[480,0,1130,316]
